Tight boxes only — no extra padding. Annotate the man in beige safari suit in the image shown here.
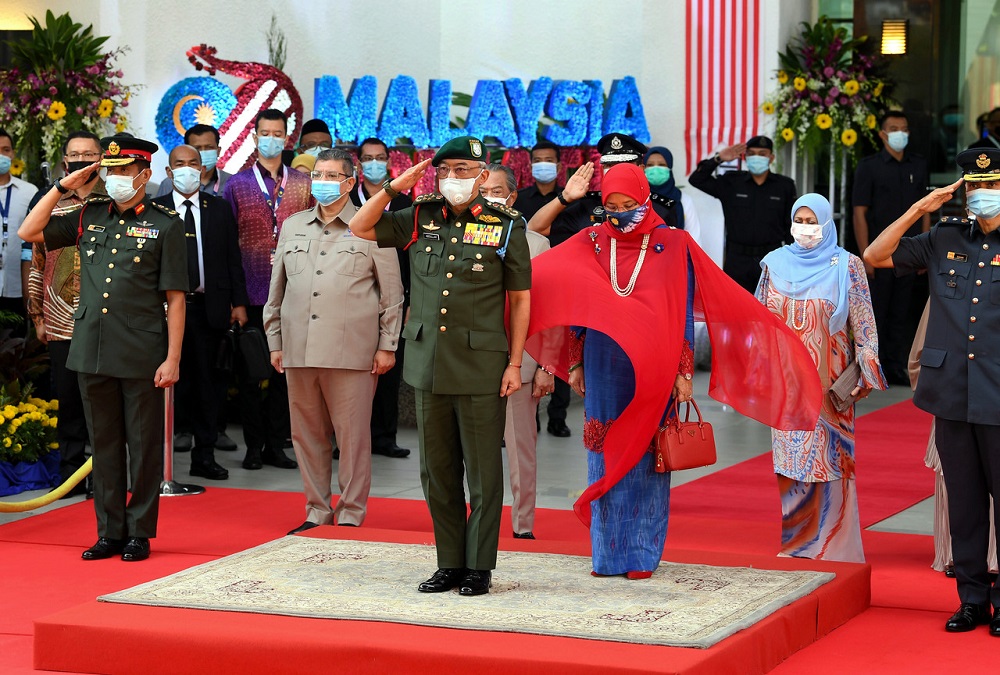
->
[265,149,403,532]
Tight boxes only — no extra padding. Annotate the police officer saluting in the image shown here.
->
[349,136,532,596]
[688,135,797,293]
[19,134,187,563]
[865,147,1000,635]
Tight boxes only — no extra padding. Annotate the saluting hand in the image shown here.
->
[60,162,101,190]
[388,158,433,194]
[915,178,963,215]
[717,144,747,163]
[562,162,594,202]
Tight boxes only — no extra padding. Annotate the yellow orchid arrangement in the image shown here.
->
[760,16,895,161]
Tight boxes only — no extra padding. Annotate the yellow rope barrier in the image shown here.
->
[0,457,92,512]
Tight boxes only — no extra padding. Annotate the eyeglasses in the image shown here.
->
[66,152,101,160]
[310,171,352,181]
[360,154,389,162]
[435,165,483,179]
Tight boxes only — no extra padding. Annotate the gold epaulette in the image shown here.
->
[485,201,521,219]
[414,192,444,204]
[150,201,178,216]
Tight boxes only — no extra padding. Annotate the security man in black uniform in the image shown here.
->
[688,135,797,292]
[18,134,188,563]
[865,147,1000,636]
[526,133,677,438]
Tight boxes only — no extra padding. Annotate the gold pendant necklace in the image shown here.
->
[610,234,650,297]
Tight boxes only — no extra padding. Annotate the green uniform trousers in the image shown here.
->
[79,373,164,539]
[416,389,506,570]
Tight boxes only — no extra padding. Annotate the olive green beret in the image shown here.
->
[432,136,487,166]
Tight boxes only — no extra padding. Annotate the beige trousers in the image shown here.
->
[286,367,377,526]
[503,384,539,534]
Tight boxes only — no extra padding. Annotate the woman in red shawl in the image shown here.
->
[526,164,822,578]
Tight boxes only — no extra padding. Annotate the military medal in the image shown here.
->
[991,254,1000,266]
[463,222,503,246]
[472,263,484,272]
[126,226,159,239]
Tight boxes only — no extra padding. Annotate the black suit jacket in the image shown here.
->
[153,192,249,331]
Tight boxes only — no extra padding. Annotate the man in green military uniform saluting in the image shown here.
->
[350,136,531,596]
[19,133,187,562]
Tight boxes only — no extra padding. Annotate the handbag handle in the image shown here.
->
[661,398,705,430]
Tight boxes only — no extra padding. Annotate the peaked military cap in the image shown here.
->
[100,133,158,167]
[957,147,1000,183]
[432,136,487,166]
[597,133,647,164]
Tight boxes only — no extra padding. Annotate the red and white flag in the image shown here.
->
[685,0,761,173]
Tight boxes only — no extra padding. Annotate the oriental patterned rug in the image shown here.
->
[99,537,834,648]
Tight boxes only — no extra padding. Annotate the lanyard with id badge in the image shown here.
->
[0,185,11,271]
[254,164,288,265]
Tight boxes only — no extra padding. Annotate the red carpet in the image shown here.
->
[671,399,934,528]
[4,399,992,674]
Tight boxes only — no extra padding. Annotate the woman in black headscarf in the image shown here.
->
[644,146,701,243]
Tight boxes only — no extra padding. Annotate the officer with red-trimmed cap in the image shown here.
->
[19,133,188,563]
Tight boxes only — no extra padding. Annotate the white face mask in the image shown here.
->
[170,166,202,195]
[791,222,824,249]
[439,174,481,206]
[105,172,144,204]
[483,194,510,206]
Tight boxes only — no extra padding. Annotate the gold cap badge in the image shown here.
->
[469,139,483,158]
[108,141,120,156]
[977,153,991,169]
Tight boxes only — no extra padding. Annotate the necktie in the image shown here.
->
[183,200,200,291]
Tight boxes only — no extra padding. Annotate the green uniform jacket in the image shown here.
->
[43,196,189,379]
[375,194,531,395]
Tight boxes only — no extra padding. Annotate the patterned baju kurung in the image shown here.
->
[758,254,886,562]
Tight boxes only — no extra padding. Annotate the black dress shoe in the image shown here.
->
[214,432,238,451]
[944,564,956,578]
[513,531,536,540]
[82,537,126,560]
[190,459,229,480]
[546,421,571,437]
[262,447,298,469]
[459,569,492,596]
[373,444,410,458]
[121,537,150,562]
[173,432,193,452]
[945,603,991,632]
[418,567,467,593]
[287,521,320,535]
[242,447,263,470]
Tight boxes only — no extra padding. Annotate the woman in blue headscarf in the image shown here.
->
[756,193,886,563]
[644,147,701,243]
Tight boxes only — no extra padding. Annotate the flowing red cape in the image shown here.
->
[525,227,822,525]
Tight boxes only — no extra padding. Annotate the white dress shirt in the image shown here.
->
[0,175,39,297]
[172,190,205,292]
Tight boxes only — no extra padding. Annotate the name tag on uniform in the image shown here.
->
[423,233,440,240]
[126,226,159,239]
[87,224,105,232]
[947,251,968,262]
[463,222,503,247]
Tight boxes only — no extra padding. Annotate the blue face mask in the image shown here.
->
[886,131,909,153]
[606,201,650,233]
[362,160,388,183]
[967,188,1000,220]
[531,162,558,184]
[256,135,285,159]
[311,180,347,206]
[745,155,771,176]
[0,155,11,175]
[199,149,218,171]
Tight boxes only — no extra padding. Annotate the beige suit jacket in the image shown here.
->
[518,230,550,382]
[264,200,403,369]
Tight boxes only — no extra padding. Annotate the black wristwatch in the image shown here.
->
[54,180,70,194]
[557,191,570,206]
[381,178,400,199]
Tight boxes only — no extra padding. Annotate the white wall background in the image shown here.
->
[2,0,812,261]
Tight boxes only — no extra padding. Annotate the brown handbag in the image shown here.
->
[654,399,717,472]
